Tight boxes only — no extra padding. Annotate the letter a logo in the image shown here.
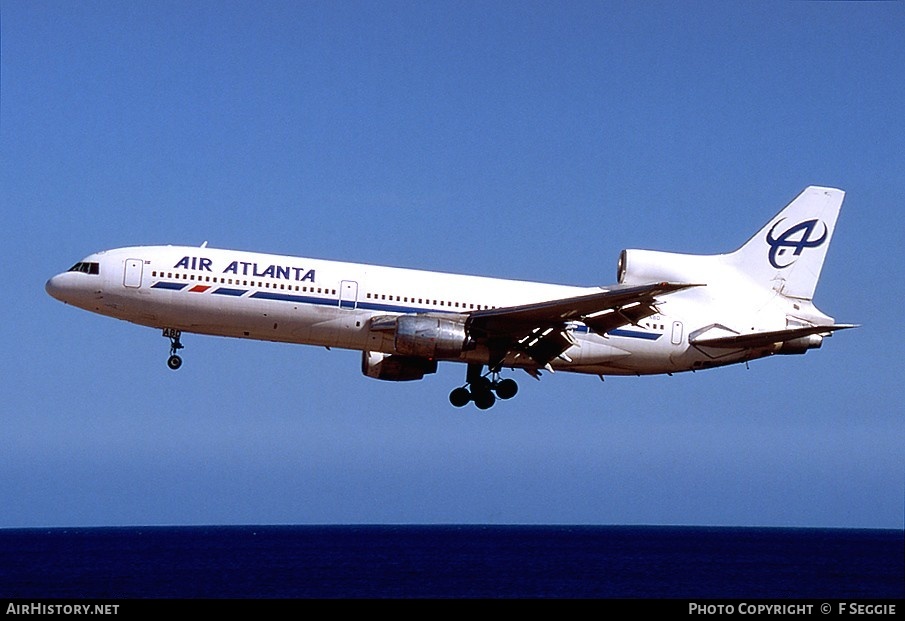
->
[766,219,828,269]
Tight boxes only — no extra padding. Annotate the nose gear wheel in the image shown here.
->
[163,328,184,370]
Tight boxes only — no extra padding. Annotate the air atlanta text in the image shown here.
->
[174,256,316,282]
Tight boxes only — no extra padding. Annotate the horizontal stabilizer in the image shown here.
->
[690,324,857,349]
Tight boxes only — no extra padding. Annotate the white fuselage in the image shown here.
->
[44,187,850,410]
[45,244,809,377]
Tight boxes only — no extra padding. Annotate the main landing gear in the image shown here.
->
[163,328,184,370]
[449,363,518,410]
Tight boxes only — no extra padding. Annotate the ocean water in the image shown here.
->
[0,525,901,599]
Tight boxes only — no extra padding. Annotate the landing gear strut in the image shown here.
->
[449,363,519,409]
[163,328,184,370]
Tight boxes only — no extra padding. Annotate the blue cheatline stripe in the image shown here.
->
[249,292,462,315]
[357,300,438,314]
[212,287,247,296]
[606,328,662,341]
[151,281,187,290]
[250,291,325,305]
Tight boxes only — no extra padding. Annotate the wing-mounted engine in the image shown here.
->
[366,314,473,359]
[394,315,472,358]
[361,314,470,381]
[775,334,824,355]
[361,351,438,381]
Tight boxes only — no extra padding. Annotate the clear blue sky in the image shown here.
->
[2,1,902,529]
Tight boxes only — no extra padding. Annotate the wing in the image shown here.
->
[466,282,699,368]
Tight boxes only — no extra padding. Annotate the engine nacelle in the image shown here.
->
[618,248,704,285]
[361,351,438,381]
[618,248,737,287]
[394,315,469,358]
[777,334,823,355]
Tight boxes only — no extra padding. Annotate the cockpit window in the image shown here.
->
[68,262,100,275]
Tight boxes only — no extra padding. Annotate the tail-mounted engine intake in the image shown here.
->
[618,248,714,285]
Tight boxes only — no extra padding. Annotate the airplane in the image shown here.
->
[46,186,855,409]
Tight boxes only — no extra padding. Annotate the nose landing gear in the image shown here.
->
[449,363,519,409]
[163,328,184,370]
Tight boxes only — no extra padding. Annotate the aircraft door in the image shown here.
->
[123,259,143,288]
[671,321,684,345]
[339,280,358,310]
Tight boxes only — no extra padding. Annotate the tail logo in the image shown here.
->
[766,219,828,269]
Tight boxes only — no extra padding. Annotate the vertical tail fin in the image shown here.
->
[728,186,844,300]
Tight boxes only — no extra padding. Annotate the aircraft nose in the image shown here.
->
[45,272,83,304]
[45,274,65,301]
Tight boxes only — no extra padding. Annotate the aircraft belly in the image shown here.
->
[563,330,689,375]
[563,338,631,366]
[130,288,750,375]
